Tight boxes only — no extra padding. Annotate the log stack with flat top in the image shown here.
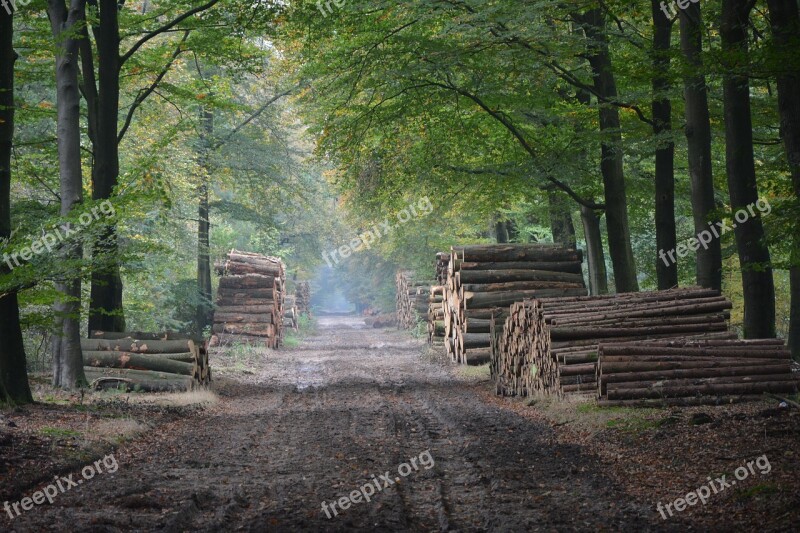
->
[212,250,286,348]
[444,244,587,365]
[84,332,210,391]
[492,287,737,397]
[596,338,800,406]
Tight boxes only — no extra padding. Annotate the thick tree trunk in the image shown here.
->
[48,0,88,388]
[578,9,639,293]
[580,205,609,295]
[680,4,722,291]
[766,0,800,358]
[721,0,776,339]
[651,0,677,290]
[197,106,214,333]
[0,8,33,405]
[88,0,125,334]
[548,189,576,248]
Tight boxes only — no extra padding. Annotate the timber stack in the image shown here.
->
[596,338,800,406]
[295,281,312,316]
[284,295,299,331]
[395,271,433,330]
[84,332,210,391]
[427,285,445,346]
[492,287,736,397]
[211,250,286,348]
[444,244,587,366]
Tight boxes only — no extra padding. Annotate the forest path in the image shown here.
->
[11,316,683,532]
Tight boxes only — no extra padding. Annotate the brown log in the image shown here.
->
[214,312,275,324]
[83,351,195,376]
[459,269,585,284]
[81,338,197,354]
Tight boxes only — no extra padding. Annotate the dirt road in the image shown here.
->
[10,316,683,532]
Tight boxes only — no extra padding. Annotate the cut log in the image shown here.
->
[83,351,195,376]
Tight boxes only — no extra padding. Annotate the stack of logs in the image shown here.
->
[492,287,736,397]
[444,244,587,365]
[295,282,312,316]
[284,295,299,331]
[596,339,799,406]
[396,271,432,330]
[427,285,445,346]
[212,250,286,347]
[84,331,210,391]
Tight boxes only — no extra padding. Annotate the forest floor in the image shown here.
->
[1,315,799,532]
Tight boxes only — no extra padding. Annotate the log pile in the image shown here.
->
[427,285,445,346]
[284,295,299,332]
[395,271,433,330]
[492,287,736,397]
[596,339,800,406]
[83,333,210,392]
[295,282,312,316]
[443,244,587,365]
[211,250,286,347]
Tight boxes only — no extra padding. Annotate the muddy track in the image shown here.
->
[9,317,685,532]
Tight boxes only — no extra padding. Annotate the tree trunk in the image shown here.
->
[577,9,639,293]
[48,0,88,388]
[0,7,33,405]
[580,205,609,295]
[766,0,800,358]
[651,0,677,290]
[88,0,125,334]
[197,106,213,334]
[680,4,722,291]
[548,189,576,248]
[494,214,509,243]
[721,0,776,338]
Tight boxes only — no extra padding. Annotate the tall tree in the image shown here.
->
[574,8,639,293]
[0,5,34,405]
[651,0,677,289]
[48,0,88,388]
[197,105,213,334]
[766,0,800,356]
[721,0,776,338]
[680,3,722,291]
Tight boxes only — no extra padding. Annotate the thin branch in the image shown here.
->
[119,0,220,66]
[118,30,190,142]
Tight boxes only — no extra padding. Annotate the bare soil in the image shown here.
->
[1,316,798,531]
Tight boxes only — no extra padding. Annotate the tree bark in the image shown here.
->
[48,0,88,388]
[577,8,639,293]
[547,189,576,248]
[721,0,776,338]
[680,4,723,291]
[494,213,509,243]
[0,7,33,405]
[88,0,125,334]
[766,0,800,358]
[651,0,677,289]
[197,105,213,334]
[580,205,608,295]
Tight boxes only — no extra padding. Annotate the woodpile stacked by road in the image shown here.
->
[427,285,445,346]
[295,281,311,316]
[284,295,299,331]
[492,287,736,397]
[596,338,800,406]
[443,244,587,366]
[83,332,210,391]
[395,271,433,330]
[211,250,286,347]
